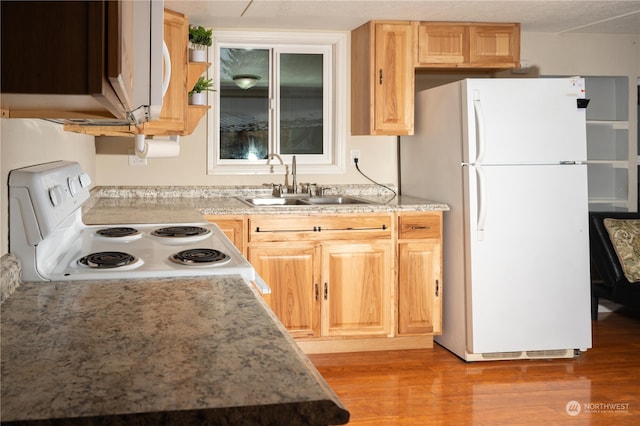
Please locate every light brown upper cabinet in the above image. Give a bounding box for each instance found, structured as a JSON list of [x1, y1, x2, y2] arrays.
[[137, 9, 210, 137], [351, 20, 520, 136], [417, 22, 520, 69], [351, 21, 415, 136]]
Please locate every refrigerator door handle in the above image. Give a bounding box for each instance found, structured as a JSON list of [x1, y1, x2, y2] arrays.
[[475, 165, 487, 241], [473, 90, 486, 164]]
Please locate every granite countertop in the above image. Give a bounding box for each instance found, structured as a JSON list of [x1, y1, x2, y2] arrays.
[[1, 274, 349, 425], [83, 185, 449, 225]]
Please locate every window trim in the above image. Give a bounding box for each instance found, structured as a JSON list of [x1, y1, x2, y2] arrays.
[[206, 30, 348, 175]]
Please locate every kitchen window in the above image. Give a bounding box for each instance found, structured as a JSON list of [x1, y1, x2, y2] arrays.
[[207, 30, 347, 175]]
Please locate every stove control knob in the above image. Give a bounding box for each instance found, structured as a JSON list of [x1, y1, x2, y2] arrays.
[[67, 177, 80, 197], [49, 185, 67, 207], [79, 173, 92, 188]]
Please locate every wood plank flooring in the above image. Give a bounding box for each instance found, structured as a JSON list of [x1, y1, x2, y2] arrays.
[[309, 308, 640, 425]]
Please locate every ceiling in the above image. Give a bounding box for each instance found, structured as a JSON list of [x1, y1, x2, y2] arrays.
[[165, 0, 640, 35]]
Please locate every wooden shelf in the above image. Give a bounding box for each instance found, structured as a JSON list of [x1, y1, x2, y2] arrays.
[[187, 62, 210, 91]]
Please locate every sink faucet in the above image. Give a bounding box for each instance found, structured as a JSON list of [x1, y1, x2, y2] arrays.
[[267, 153, 290, 195]]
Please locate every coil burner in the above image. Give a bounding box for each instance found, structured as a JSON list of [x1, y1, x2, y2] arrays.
[[78, 251, 140, 269], [96, 227, 141, 238], [151, 226, 211, 238], [169, 248, 231, 267]]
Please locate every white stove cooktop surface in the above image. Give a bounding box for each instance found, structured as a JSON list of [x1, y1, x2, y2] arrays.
[[44, 222, 256, 282]]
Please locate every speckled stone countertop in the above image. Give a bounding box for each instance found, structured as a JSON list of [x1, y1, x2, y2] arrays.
[[1, 275, 349, 425], [82, 185, 449, 225]]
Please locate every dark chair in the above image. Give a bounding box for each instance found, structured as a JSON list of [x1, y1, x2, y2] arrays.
[[589, 212, 640, 320]]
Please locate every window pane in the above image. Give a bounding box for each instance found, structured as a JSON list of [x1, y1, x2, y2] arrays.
[[280, 53, 323, 155], [219, 48, 269, 160]]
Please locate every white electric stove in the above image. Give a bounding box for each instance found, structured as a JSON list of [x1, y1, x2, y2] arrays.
[[8, 161, 268, 293]]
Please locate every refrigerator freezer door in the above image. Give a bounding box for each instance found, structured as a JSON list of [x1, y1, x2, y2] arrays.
[[462, 78, 587, 165], [464, 163, 592, 354]]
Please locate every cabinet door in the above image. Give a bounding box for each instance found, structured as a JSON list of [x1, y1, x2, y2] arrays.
[[417, 23, 468, 65], [468, 24, 520, 67], [373, 22, 415, 135], [248, 244, 320, 338], [204, 216, 245, 254], [398, 242, 442, 335], [321, 243, 392, 337]]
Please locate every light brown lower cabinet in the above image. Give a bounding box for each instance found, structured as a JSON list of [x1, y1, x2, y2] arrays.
[[397, 212, 443, 336], [398, 241, 442, 334], [248, 243, 319, 338], [243, 212, 441, 353], [203, 215, 245, 255], [247, 214, 393, 343], [207, 211, 443, 353]]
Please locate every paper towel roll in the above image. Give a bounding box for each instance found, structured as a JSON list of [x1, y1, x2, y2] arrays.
[[135, 135, 180, 158]]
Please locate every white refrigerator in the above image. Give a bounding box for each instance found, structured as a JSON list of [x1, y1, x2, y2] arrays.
[[400, 78, 593, 361]]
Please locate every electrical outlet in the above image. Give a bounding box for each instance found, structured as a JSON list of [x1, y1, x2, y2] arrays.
[[128, 150, 147, 166], [350, 149, 360, 165]]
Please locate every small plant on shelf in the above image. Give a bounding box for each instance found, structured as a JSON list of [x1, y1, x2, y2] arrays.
[[188, 25, 212, 62], [189, 76, 215, 105]]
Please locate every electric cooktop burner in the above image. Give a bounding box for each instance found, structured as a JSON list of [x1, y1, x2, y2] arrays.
[[169, 248, 231, 266], [151, 226, 212, 238], [96, 227, 141, 238], [78, 251, 140, 269]]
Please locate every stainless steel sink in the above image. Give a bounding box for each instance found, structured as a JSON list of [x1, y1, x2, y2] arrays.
[[240, 197, 310, 206], [238, 195, 375, 207], [303, 196, 374, 205]]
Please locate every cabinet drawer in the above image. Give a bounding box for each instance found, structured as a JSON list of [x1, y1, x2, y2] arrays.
[[398, 214, 441, 239], [249, 214, 392, 242]]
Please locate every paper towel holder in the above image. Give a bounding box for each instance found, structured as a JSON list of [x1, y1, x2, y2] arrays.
[[134, 134, 180, 158]]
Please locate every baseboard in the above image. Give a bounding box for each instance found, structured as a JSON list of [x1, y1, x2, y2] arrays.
[[296, 335, 434, 354]]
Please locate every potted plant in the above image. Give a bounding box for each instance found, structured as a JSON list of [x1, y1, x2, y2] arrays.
[[189, 76, 214, 105], [188, 25, 212, 62]]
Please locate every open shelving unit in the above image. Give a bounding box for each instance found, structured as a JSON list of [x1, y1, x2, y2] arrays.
[[584, 76, 634, 212]]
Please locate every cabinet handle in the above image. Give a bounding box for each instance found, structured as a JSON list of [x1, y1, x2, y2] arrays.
[[412, 226, 430, 230], [315, 283, 319, 301], [435, 279, 439, 297], [324, 282, 328, 300], [379, 69, 383, 85]]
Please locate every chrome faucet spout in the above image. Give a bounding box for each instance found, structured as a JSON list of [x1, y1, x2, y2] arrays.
[[292, 155, 297, 193]]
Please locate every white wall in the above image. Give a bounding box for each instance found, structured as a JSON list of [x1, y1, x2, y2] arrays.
[[94, 114, 398, 187], [0, 119, 96, 256]]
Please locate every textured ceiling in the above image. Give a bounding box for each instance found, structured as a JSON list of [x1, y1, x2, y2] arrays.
[[165, 0, 640, 34]]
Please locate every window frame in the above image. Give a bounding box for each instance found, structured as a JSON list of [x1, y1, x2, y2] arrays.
[[207, 30, 348, 175]]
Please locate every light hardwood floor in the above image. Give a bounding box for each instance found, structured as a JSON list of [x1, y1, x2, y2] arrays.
[[309, 308, 640, 425]]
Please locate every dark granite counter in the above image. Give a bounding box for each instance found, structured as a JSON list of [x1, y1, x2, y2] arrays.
[[0, 275, 349, 425]]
